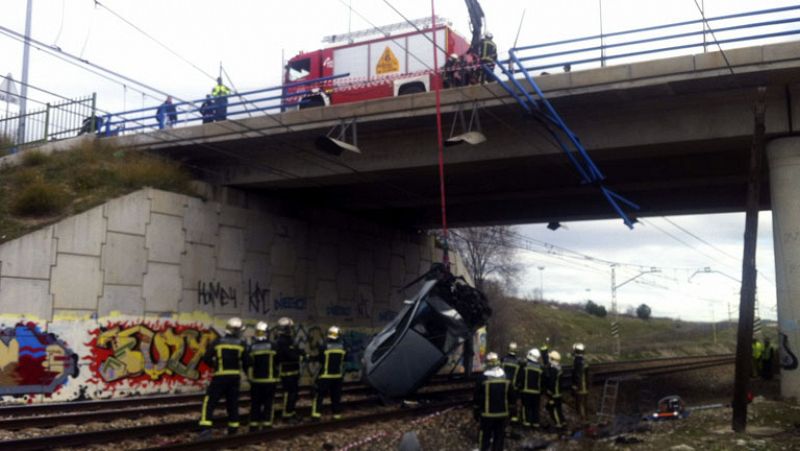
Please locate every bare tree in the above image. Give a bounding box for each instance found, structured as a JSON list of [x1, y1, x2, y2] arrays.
[[449, 226, 520, 291]]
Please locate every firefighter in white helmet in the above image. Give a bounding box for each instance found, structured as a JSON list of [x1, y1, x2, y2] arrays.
[[275, 317, 305, 421], [244, 321, 279, 431], [444, 53, 460, 88], [199, 317, 246, 436], [501, 342, 522, 423], [518, 348, 544, 428], [473, 352, 509, 451], [543, 349, 566, 431], [312, 325, 347, 420], [571, 342, 590, 421]]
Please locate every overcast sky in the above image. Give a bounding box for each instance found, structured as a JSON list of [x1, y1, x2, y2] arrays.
[[1, 0, 793, 321]]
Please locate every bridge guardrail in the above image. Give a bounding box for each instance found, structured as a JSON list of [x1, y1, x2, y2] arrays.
[[504, 4, 800, 74]]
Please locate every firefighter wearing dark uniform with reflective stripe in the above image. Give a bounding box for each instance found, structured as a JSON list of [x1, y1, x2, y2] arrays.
[[544, 350, 566, 431], [571, 342, 589, 421], [473, 352, 509, 451], [539, 338, 551, 368], [479, 32, 497, 83], [245, 321, 279, 431], [312, 326, 347, 420], [276, 317, 305, 421], [501, 342, 522, 424], [199, 317, 246, 436], [518, 348, 543, 429]]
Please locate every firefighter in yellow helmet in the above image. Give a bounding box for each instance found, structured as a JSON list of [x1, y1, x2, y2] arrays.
[[501, 342, 522, 423], [245, 321, 279, 431], [198, 317, 246, 436], [473, 352, 509, 451], [312, 325, 347, 420], [275, 317, 305, 421], [571, 342, 590, 421], [518, 348, 544, 429], [543, 350, 566, 431]]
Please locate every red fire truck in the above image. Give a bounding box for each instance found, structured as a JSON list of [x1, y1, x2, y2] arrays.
[[283, 16, 472, 109]]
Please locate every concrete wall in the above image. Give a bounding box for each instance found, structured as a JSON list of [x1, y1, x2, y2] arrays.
[[0, 188, 475, 403]]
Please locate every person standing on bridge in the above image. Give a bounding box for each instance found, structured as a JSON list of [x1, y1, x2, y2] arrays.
[[571, 342, 590, 422], [473, 352, 509, 451], [200, 95, 215, 124], [198, 317, 246, 437], [311, 325, 347, 420], [155, 96, 178, 129], [211, 77, 231, 121], [479, 32, 497, 84], [276, 317, 305, 422], [245, 321, 279, 431]]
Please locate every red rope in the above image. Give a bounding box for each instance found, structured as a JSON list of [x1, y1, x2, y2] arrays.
[[431, 0, 450, 267]]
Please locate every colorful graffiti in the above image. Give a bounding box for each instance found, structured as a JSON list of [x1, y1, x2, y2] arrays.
[[0, 323, 78, 396], [85, 321, 218, 389]]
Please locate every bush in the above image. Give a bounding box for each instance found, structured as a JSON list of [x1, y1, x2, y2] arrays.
[[0, 134, 13, 155], [585, 300, 608, 318], [636, 304, 652, 320], [10, 179, 68, 216], [117, 155, 191, 192], [21, 150, 49, 167]]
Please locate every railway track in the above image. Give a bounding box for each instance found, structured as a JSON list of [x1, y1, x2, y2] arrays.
[[0, 354, 735, 450]]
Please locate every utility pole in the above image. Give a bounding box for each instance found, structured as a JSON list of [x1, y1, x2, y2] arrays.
[[610, 265, 660, 356], [598, 0, 605, 66], [537, 266, 545, 300], [17, 0, 33, 147], [732, 87, 766, 433]]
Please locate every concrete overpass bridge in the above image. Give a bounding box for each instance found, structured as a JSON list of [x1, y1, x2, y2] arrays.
[[106, 41, 800, 229]]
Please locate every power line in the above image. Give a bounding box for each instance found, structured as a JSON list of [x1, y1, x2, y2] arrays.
[[94, 1, 217, 82]]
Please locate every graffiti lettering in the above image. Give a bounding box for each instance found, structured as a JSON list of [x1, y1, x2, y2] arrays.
[[85, 322, 218, 389], [326, 305, 352, 317], [274, 296, 307, 311], [0, 323, 78, 396], [247, 280, 271, 315], [780, 332, 799, 370], [198, 281, 238, 308]]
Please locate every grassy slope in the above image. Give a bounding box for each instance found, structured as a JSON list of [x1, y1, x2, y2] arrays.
[[488, 295, 748, 362], [0, 140, 194, 244]]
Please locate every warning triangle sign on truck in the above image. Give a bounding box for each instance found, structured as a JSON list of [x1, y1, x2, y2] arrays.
[[376, 46, 399, 75]]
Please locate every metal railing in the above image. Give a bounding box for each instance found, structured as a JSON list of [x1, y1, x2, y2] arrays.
[[100, 74, 349, 137], [505, 4, 800, 73], [0, 94, 96, 153]]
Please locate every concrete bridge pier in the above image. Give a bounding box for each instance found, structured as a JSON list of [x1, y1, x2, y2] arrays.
[[767, 137, 800, 399]]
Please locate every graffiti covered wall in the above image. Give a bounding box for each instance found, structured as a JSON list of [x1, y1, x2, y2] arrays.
[[0, 187, 476, 403]]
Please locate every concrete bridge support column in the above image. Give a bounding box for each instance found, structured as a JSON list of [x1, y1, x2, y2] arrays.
[[767, 137, 800, 399]]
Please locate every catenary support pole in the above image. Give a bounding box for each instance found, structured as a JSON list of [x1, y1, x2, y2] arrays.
[[732, 87, 766, 432], [430, 0, 449, 267], [17, 0, 33, 148]]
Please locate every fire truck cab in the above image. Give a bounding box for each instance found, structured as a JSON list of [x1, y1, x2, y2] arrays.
[[283, 17, 471, 109]]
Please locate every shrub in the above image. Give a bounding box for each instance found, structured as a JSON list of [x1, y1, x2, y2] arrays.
[[636, 303, 652, 320], [10, 179, 68, 216], [21, 150, 49, 167], [118, 155, 191, 192], [585, 300, 608, 318], [0, 134, 13, 155]]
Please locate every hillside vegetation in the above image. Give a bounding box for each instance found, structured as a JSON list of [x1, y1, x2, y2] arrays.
[[487, 294, 743, 363], [0, 140, 194, 244]]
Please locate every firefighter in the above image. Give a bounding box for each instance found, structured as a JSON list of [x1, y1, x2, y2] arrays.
[[540, 338, 551, 368], [276, 317, 305, 421], [501, 342, 522, 423], [518, 348, 543, 429], [444, 53, 460, 88], [473, 352, 509, 451], [544, 350, 565, 431], [245, 321, 279, 431], [198, 317, 246, 436], [761, 337, 776, 380], [312, 325, 347, 420], [752, 338, 764, 378], [479, 32, 497, 83], [211, 76, 231, 121], [571, 343, 589, 422]]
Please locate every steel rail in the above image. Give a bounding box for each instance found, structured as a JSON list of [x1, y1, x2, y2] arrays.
[[0, 386, 470, 451]]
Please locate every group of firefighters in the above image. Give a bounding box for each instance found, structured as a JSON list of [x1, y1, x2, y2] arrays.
[[198, 316, 346, 437], [443, 33, 498, 88], [474, 341, 589, 451]]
